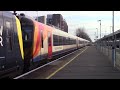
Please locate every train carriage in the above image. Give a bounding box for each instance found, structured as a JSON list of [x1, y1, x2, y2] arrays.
[[0, 11, 24, 77], [18, 14, 54, 72], [52, 28, 78, 56]]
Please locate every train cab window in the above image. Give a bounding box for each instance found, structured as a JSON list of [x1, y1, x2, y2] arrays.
[[6, 21, 13, 51], [6, 21, 11, 36], [22, 27, 32, 41]]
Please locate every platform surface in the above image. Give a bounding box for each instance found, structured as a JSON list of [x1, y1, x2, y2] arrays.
[[50, 46, 120, 79]]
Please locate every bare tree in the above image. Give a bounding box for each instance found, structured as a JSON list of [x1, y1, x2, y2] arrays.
[[76, 27, 92, 42]]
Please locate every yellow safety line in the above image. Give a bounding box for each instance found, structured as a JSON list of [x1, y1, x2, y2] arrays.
[[46, 46, 89, 79]]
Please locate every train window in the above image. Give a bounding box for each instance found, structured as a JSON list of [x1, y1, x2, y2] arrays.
[[71, 39, 72, 44], [71, 38, 73, 45], [74, 39, 76, 44], [22, 26, 32, 41], [53, 35, 59, 46], [65, 37, 67, 45], [67, 37, 69, 45], [58, 36, 60, 45], [57, 35, 59, 46], [73, 39, 75, 44], [66, 37, 68, 45], [64, 37, 67, 45], [62, 37, 65, 45], [53, 35, 61, 46], [68, 37, 70, 45], [79, 41, 82, 44], [70, 38, 72, 44], [75, 39, 77, 44], [41, 30, 43, 48], [71, 39, 73, 44], [71, 38, 72, 44], [59, 36, 63, 45], [69, 38, 71, 45], [61, 36, 63, 45]]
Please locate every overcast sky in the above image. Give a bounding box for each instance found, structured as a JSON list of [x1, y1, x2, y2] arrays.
[[16, 11, 120, 42]]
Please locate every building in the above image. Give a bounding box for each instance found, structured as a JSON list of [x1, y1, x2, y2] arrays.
[[35, 16, 46, 24], [47, 14, 53, 25], [62, 19, 68, 33], [52, 14, 63, 29], [46, 14, 68, 33]]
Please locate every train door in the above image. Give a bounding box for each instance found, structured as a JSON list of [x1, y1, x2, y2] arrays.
[[3, 14, 16, 70], [48, 32, 52, 59], [0, 12, 5, 73]]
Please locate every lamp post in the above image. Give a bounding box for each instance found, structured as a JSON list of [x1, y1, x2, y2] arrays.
[[112, 11, 116, 67], [97, 20, 101, 50], [96, 28, 98, 39], [98, 20, 101, 39], [94, 32, 96, 41]]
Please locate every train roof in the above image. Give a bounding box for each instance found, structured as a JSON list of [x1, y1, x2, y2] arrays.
[[0, 11, 16, 19], [2, 11, 13, 16]]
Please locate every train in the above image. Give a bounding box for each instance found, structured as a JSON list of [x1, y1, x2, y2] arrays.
[[0, 11, 90, 78]]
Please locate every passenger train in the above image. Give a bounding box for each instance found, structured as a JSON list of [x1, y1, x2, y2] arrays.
[[0, 11, 90, 78]]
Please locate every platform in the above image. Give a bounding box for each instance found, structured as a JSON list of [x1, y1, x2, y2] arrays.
[[50, 46, 120, 79]]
